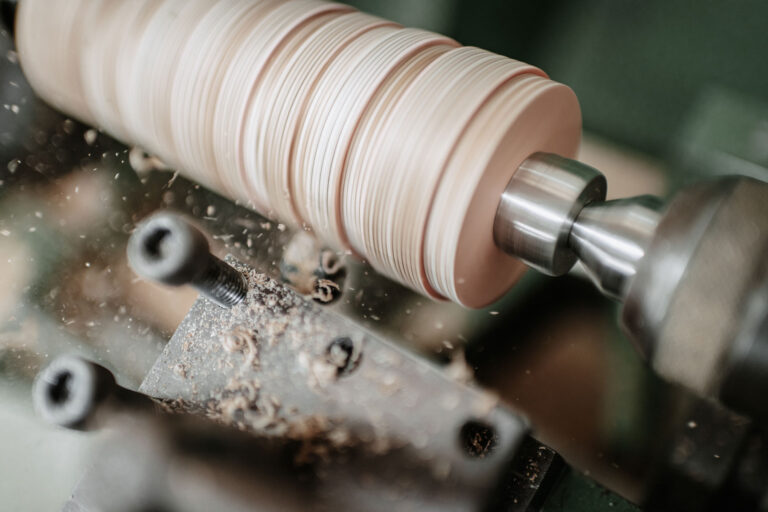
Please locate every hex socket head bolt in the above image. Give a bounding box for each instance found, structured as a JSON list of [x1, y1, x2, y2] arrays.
[[33, 355, 149, 430], [127, 212, 247, 308]]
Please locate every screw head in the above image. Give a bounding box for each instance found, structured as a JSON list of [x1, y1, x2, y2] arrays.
[[128, 212, 210, 286], [33, 355, 100, 429]]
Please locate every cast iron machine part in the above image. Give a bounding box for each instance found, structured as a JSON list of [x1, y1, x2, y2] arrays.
[[33, 356, 604, 511], [130, 245, 555, 512], [494, 153, 768, 426]]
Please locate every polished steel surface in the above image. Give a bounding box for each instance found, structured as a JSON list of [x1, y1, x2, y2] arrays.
[[622, 177, 768, 406], [721, 273, 768, 426], [570, 196, 663, 300], [621, 181, 734, 357], [494, 153, 607, 276], [496, 153, 768, 414]]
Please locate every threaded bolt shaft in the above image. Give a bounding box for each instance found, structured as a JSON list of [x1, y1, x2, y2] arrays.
[[194, 255, 248, 308]]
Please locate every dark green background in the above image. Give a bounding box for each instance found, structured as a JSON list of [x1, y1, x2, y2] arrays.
[[347, 0, 768, 178]]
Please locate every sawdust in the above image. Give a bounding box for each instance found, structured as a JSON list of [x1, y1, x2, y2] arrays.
[[220, 325, 260, 369], [444, 349, 474, 385], [320, 250, 344, 276], [312, 278, 341, 304], [201, 384, 360, 465], [299, 350, 338, 390], [281, 232, 345, 302], [173, 363, 187, 379], [128, 147, 168, 174]]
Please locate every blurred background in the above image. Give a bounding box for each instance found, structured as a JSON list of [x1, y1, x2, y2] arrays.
[[0, 0, 766, 509]]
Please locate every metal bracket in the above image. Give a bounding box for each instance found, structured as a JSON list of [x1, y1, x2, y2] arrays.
[[140, 260, 531, 511]]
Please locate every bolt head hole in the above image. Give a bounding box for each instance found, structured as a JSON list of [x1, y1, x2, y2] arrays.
[[326, 337, 361, 377], [47, 370, 73, 406], [459, 420, 498, 459], [143, 227, 172, 261]]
